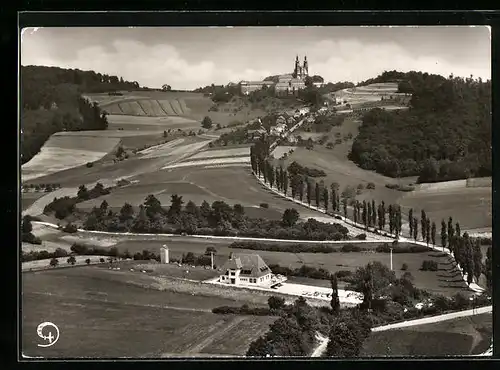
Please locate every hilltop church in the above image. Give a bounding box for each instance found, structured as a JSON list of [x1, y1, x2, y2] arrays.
[[240, 55, 318, 96]]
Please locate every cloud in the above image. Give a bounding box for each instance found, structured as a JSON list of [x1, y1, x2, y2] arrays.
[[21, 31, 490, 90], [300, 39, 490, 83], [22, 38, 272, 89]]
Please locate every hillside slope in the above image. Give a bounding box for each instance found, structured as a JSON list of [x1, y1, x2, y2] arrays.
[[21, 66, 140, 165]]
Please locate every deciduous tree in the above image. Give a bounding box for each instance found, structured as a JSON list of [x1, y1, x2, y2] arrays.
[[282, 208, 300, 227]]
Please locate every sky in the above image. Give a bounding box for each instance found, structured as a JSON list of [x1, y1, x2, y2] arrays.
[[21, 26, 491, 90]]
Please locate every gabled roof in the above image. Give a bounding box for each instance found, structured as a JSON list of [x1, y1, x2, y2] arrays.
[[221, 253, 271, 278]]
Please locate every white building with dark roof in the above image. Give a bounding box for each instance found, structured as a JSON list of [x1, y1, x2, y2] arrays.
[[240, 56, 310, 96], [219, 253, 285, 287]]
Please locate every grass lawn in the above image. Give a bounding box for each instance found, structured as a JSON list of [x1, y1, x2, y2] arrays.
[[22, 267, 274, 358], [99, 238, 468, 296], [361, 313, 492, 357]]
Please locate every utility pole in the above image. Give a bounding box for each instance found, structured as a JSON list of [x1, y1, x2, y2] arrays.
[[390, 247, 393, 271], [211, 251, 214, 270]]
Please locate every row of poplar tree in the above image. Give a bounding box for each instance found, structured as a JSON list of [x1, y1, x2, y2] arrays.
[[250, 146, 491, 289]]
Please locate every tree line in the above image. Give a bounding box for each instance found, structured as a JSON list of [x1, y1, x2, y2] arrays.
[[349, 72, 491, 181], [77, 194, 348, 241], [43, 182, 111, 219]]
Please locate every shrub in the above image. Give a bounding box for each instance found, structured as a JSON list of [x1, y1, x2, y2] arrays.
[[420, 260, 438, 271], [212, 305, 275, 316], [259, 203, 269, 208], [366, 182, 376, 190], [54, 248, 69, 258], [452, 292, 471, 310], [117, 178, 131, 187], [22, 233, 42, 245], [229, 241, 337, 254], [62, 223, 78, 233], [341, 244, 363, 252], [401, 263, 409, 271], [385, 183, 415, 192], [376, 244, 430, 254], [355, 233, 367, 240], [433, 295, 453, 312], [85, 258, 91, 265], [268, 296, 286, 310], [86, 162, 94, 168], [335, 270, 353, 280], [99, 258, 105, 263]]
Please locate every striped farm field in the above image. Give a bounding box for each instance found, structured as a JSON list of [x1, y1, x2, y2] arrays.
[[129, 101, 147, 116], [178, 99, 191, 114], [140, 139, 208, 160], [138, 138, 186, 155], [118, 102, 134, 115], [149, 100, 167, 116], [82, 94, 145, 106], [102, 103, 124, 115], [170, 99, 183, 115], [137, 99, 156, 116], [162, 156, 250, 170], [159, 100, 177, 115], [188, 147, 251, 160]]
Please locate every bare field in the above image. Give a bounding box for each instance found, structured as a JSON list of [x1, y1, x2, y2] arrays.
[[22, 134, 120, 182], [398, 187, 492, 231], [189, 147, 251, 160], [75, 181, 209, 209], [106, 114, 201, 131], [22, 267, 273, 357], [362, 313, 492, 357], [128, 166, 344, 221], [163, 157, 250, 170]]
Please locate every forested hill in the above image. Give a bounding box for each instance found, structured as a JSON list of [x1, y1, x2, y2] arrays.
[[349, 72, 491, 183], [21, 66, 140, 165]]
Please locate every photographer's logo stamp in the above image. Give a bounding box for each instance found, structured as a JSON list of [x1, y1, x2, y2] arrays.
[[36, 322, 59, 348]]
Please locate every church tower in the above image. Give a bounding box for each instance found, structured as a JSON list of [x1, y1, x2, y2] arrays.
[[303, 56, 309, 77], [293, 55, 300, 78]]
